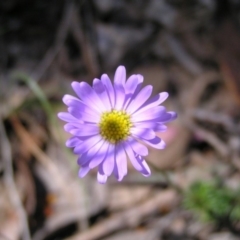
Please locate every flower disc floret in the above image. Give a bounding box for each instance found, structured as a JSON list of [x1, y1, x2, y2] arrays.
[[99, 110, 132, 143]]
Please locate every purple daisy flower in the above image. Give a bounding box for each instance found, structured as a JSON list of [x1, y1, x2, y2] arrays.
[[58, 66, 177, 183]]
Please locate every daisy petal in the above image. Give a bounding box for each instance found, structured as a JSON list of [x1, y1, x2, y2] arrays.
[[97, 171, 108, 184], [141, 137, 166, 149], [156, 111, 177, 123], [80, 111, 100, 123], [134, 122, 157, 129], [74, 135, 102, 154], [124, 74, 139, 94], [93, 78, 112, 111], [63, 94, 80, 105], [134, 75, 144, 95], [131, 106, 166, 122], [123, 74, 143, 110], [68, 107, 99, 123], [77, 139, 105, 166], [127, 137, 148, 156], [70, 125, 99, 136], [113, 65, 126, 110], [114, 65, 126, 86], [115, 143, 127, 181], [64, 123, 76, 132], [101, 74, 115, 108], [114, 84, 125, 110], [102, 144, 115, 176], [155, 124, 167, 132], [72, 81, 106, 112], [135, 92, 169, 115], [65, 99, 99, 118], [137, 156, 151, 177], [58, 112, 79, 122], [89, 141, 109, 169], [131, 128, 155, 140], [78, 166, 90, 178], [68, 107, 81, 119], [127, 85, 153, 114], [66, 137, 81, 147], [161, 111, 178, 122], [123, 141, 143, 171]]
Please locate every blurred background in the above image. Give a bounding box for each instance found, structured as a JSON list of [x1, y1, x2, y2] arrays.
[[0, 0, 240, 239]]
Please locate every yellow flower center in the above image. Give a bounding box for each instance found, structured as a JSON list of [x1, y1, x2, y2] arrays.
[[99, 110, 132, 144]]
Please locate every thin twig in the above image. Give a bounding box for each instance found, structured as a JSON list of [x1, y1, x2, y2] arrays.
[[0, 117, 31, 240], [32, 0, 74, 81], [191, 109, 239, 134], [10, 116, 64, 190], [147, 162, 182, 193], [65, 190, 178, 240], [185, 119, 229, 158], [165, 33, 203, 75], [70, 6, 100, 78], [181, 71, 220, 110]]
